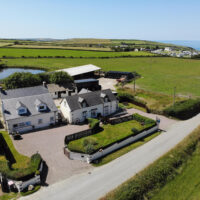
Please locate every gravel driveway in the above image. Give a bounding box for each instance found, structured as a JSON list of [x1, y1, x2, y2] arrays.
[[98, 78, 117, 91], [13, 125, 93, 184]]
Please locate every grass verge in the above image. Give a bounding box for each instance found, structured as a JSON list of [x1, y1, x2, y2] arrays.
[[100, 126, 200, 200], [93, 131, 161, 167]]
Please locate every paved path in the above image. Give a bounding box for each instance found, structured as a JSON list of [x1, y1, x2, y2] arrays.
[[20, 113, 200, 200], [127, 108, 177, 131]]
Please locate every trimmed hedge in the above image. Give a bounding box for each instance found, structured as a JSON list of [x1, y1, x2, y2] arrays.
[[88, 118, 100, 131], [101, 126, 200, 200], [117, 92, 135, 102], [0, 153, 42, 180], [164, 99, 200, 120], [133, 113, 156, 125]]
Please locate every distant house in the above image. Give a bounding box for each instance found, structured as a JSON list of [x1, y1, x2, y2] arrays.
[[164, 47, 173, 51], [0, 86, 58, 133], [60, 89, 118, 124], [58, 64, 101, 80]]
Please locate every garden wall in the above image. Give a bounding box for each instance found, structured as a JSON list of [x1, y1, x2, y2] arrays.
[[109, 114, 133, 125], [65, 125, 158, 163]]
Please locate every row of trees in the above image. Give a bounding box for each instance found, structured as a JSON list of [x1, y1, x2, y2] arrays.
[[2, 71, 73, 89]]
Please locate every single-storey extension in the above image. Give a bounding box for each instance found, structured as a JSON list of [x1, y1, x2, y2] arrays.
[[0, 85, 58, 133], [58, 64, 101, 80], [60, 89, 118, 124]]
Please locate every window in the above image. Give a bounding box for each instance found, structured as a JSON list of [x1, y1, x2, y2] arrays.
[[104, 106, 109, 116], [38, 119, 43, 124], [82, 111, 87, 119], [50, 117, 54, 122], [25, 121, 31, 126], [104, 97, 108, 103], [13, 124, 18, 128], [18, 108, 27, 115], [82, 102, 87, 108], [91, 109, 97, 118], [39, 106, 45, 110]]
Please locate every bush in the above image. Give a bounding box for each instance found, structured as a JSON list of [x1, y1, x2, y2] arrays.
[[3, 72, 41, 89], [88, 118, 100, 131], [163, 99, 200, 120], [133, 113, 156, 125], [49, 71, 73, 84], [117, 92, 135, 103], [101, 127, 200, 200]]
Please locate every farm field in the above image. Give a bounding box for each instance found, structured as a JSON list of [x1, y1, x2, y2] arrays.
[[151, 146, 200, 200], [0, 48, 154, 58], [2, 57, 200, 96]]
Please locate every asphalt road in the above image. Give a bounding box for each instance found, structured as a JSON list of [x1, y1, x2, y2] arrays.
[[20, 114, 200, 200]]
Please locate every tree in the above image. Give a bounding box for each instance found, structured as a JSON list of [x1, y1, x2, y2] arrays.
[[3, 72, 41, 89], [49, 71, 73, 84]]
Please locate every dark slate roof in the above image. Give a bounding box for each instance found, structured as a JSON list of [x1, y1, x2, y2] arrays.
[[0, 86, 49, 100], [1, 86, 58, 121], [47, 83, 74, 93], [65, 89, 117, 111]]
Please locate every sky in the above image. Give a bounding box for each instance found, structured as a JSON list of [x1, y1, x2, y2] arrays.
[[0, 0, 200, 40]]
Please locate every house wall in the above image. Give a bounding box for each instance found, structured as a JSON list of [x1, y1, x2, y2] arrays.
[[6, 112, 57, 133], [61, 99, 118, 124]]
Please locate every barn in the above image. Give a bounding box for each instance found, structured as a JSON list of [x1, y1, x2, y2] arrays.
[[59, 64, 101, 80], [74, 79, 101, 92]]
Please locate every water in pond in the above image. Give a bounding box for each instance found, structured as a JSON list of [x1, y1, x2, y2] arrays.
[[0, 68, 45, 79]]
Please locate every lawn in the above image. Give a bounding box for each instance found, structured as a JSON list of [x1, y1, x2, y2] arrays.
[[151, 146, 200, 200], [0, 48, 154, 58], [0, 131, 30, 169], [2, 57, 200, 97], [68, 119, 154, 154], [93, 131, 161, 166]]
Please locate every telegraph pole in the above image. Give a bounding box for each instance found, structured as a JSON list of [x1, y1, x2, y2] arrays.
[[133, 78, 136, 93], [173, 86, 176, 106]]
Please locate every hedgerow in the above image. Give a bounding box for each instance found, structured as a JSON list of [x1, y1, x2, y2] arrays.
[[164, 99, 200, 120], [101, 126, 200, 200]]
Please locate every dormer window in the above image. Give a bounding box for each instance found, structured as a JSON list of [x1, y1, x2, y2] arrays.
[[16, 101, 27, 115], [35, 99, 47, 112], [78, 97, 87, 108], [100, 93, 109, 103]]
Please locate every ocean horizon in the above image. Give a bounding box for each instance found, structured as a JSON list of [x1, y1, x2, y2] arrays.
[[159, 40, 200, 51]]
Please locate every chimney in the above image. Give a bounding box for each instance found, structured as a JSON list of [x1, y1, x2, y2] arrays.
[[43, 81, 47, 88]]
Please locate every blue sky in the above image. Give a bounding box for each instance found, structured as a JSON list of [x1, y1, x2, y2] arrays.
[[1, 0, 200, 40]]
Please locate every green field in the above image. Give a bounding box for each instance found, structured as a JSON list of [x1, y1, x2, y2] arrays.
[[0, 48, 154, 58], [152, 144, 200, 200], [2, 57, 200, 96]]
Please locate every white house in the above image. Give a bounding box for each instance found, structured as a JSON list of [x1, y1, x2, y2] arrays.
[[164, 47, 173, 51], [0, 86, 58, 133], [60, 89, 118, 124]]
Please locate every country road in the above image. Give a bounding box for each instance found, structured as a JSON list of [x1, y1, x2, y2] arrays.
[[20, 114, 200, 200]]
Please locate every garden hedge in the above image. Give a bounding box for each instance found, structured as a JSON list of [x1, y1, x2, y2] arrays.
[[164, 99, 200, 120]]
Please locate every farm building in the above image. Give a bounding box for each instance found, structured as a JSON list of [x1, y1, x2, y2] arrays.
[[74, 79, 101, 92], [105, 71, 135, 80], [59, 64, 101, 80], [46, 82, 75, 99], [60, 89, 118, 124], [0, 86, 58, 134]]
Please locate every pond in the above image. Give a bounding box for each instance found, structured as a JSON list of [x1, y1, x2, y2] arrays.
[[0, 68, 45, 79]]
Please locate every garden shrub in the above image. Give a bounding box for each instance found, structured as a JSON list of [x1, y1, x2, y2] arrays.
[[133, 113, 156, 125], [117, 92, 134, 103], [88, 118, 100, 131], [164, 99, 200, 120]]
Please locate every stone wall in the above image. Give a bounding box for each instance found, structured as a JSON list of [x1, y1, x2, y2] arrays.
[[109, 114, 133, 125]]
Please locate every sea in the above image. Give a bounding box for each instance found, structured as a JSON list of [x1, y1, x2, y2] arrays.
[[159, 40, 200, 51]]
